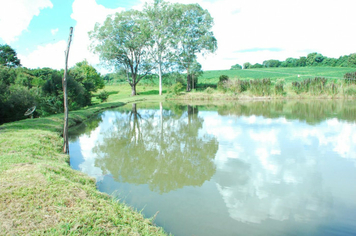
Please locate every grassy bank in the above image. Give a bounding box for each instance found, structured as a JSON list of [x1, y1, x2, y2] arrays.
[[0, 93, 168, 235]]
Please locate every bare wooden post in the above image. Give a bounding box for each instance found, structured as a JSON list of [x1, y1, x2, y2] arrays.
[[63, 27, 73, 154]]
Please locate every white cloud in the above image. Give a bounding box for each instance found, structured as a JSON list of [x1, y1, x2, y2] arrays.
[[0, 0, 53, 43], [51, 28, 59, 35], [69, 0, 125, 71], [165, 0, 356, 70], [12, 0, 356, 71], [18, 40, 67, 69], [18, 0, 125, 72]]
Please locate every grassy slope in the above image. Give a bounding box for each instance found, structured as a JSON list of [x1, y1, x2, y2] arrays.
[[200, 66, 355, 84], [0, 89, 168, 235]]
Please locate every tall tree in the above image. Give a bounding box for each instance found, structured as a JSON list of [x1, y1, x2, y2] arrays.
[[0, 44, 21, 68], [171, 3, 217, 91], [144, 0, 175, 95], [89, 10, 154, 96]]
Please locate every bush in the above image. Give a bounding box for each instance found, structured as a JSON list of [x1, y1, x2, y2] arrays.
[[169, 82, 183, 95], [274, 79, 285, 95], [292, 77, 327, 95], [217, 75, 229, 92], [344, 86, 356, 96], [326, 81, 339, 95], [98, 90, 109, 103], [219, 75, 229, 83], [205, 87, 214, 94], [344, 72, 356, 85], [249, 78, 271, 96]]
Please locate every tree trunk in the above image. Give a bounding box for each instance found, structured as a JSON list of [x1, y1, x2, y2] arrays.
[[131, 84, 137, 96], [158, 62, 162, 95], [187, 74, 191, 92]]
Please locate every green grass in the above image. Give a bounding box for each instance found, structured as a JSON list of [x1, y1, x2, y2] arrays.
[[200, 66, 355, 84], [0, 91, 168, 235]]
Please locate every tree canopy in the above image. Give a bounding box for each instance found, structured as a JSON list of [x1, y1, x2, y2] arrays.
[[170, 3, 217, 91], [90, 0, 217, 94], [0, 44, 21, 68], [89, 10, 154, 96]]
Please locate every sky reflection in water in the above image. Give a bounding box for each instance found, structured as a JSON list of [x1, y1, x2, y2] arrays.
[[69, 101, 356, 236]]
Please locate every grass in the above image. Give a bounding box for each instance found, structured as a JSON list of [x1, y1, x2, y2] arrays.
[[0, 91, 168, 235], [165, 67, 356, 100], [200, 66, 355, 84]]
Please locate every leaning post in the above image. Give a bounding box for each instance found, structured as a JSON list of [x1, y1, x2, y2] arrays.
[[63, 27, 73, 154]]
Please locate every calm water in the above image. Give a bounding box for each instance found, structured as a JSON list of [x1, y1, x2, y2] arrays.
[[69, 100, 356, 236]]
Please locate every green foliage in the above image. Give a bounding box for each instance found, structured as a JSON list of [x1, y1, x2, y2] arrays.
[[171, 3, 217, 92], [169, 82, 183, 95], [0, 44, 21, 67], [219, 75, 229, 82], [98, 90, 109, 103], [250, 63, 264, 68], [250, 78, 271, 96], [344, 72, 356, 87], [296, 56, 307, 67], [344, 86, 356, 96], [0, 85, 39, 123], [217, 75, 229, 91], [204, 87, 214, 94], [0, 62, 106, 123], [274, 79, 285, 95], [230, 64, 242, 70], [89, 10, 154, 96], [218, 79, 249, 94], [263, 59, 281, 68], [70, 60, 104, 93], [292, 77, 328, 95], [249, 78, 271, 96], [347, 53, 356, 67], [243, 62, 251, 69], [240, 52, 356, 69]]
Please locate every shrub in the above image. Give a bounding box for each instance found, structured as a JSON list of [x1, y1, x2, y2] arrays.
[[169, 82, 183, 95], [217, 75, 230, 92], [205, 87, 214, 94], [344, 72, 356, 85], [292, 77, 327, 95], [98, 90, 109, 103], [249, 78, 271, 96], [219, 75, 229, 82], [274, 79, 285, 95], [326, 81, 339, 95], [344, 86, 356, 96]]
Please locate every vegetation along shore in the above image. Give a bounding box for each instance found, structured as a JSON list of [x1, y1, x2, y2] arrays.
[[0, 94, 169, 235], [1, 0, 356, 234]]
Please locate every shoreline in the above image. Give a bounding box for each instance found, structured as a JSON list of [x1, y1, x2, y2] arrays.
[[0, 96, 168, 235]]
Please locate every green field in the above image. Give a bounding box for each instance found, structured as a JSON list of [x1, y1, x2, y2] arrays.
[[199, 66, 356, 84]]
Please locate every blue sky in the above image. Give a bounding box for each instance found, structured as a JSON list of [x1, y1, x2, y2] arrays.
[[1, 0, 356, 73]]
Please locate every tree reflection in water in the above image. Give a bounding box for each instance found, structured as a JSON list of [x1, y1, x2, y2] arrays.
[[93, 103, 219, 194]]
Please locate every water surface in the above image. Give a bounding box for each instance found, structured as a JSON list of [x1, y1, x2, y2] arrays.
[[69, 100, 356, 236]]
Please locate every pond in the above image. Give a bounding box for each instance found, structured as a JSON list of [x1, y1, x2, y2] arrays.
[[69, 100, 356, 236]]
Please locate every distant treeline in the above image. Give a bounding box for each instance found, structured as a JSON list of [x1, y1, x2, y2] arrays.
[[231, 52, 356, 70]]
